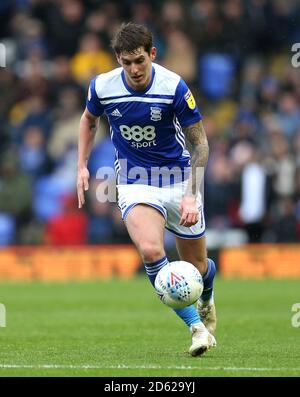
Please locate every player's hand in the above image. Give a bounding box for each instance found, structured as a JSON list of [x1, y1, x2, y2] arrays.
[[179, 196, 199, 227], [77, 166, 90, 208]]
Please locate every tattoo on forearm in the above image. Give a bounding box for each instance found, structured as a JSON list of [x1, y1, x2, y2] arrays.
[[89, 122, 97, 134], [183, 121, 209, 196]]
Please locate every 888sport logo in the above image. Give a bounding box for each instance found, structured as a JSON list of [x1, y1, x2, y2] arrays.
[[119, 125, 157, 149]]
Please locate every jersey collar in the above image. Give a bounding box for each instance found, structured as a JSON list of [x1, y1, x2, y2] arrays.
[[121, 65, 156, 95]]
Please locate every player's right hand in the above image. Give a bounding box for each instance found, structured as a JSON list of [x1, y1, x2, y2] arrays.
[[77, 167, 90, 208], [179, 196, 199, 227]]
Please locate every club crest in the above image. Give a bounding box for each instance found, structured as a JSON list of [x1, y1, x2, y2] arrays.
[[150, 107, 162, 121]]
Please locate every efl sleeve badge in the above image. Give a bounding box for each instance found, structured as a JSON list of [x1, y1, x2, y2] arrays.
[[184, 89, 196, 110]]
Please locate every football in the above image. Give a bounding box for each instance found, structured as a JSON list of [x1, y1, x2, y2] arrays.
[[154, 261, 203, 310]]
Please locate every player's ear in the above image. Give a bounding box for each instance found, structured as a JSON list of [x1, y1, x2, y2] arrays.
[[150, 47, 157, 61], [116, 53, 122, 66]]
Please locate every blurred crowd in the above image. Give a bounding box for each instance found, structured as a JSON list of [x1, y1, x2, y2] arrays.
[[0, 0, 300, 246]]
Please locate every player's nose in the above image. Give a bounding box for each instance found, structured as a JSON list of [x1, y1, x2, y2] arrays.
[[130, 64, 139, 75]]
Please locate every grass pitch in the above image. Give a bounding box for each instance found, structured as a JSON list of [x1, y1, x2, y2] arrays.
[[0, 277, 299, 377]]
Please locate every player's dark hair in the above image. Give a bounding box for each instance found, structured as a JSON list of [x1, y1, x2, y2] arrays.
[[111, 22, 153, 55]]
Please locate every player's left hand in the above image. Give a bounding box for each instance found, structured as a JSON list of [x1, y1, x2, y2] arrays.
[[179, 196, 199, 227]]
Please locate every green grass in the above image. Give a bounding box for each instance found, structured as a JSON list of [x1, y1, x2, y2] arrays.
[[0, 277, 300, 377]]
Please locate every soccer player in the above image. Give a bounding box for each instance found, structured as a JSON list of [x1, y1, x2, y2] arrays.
[[77, 22, 217, 356]]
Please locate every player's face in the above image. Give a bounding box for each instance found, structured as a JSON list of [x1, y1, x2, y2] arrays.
[[118, 47, 156, 91]]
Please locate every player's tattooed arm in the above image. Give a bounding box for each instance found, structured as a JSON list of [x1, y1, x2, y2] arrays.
[[87, 117, 98, 135], [78, 109, 99, 165], [88, 121, 97, 134], [183, 120, 209, 198]]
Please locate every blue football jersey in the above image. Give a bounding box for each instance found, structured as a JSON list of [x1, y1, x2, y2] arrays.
[[86, 63, 202, 186]]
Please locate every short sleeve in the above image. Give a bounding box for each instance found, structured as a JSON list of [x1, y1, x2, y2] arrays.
[[86, 77, 105, 117], [173, 79, 202, 127]]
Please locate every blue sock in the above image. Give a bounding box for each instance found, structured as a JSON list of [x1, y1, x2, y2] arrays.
[[144, 256, 168, 287], [144, 256, 201, 328], [201, 258, 216, 302], [173, 305, 201, 328]]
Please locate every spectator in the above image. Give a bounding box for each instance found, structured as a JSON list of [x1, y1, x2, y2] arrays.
[[11, 95, 53, 145], [162, 29, 197, 85], [277, 91, 300, 140], [294, 129, 300, 167], [295, 168, 300, 239], [268, 133, 296, 198], [272, 196, 298, 243], [45, 193, 88, 245], [49, 56, 84, 105], [236, 144, 267, 242], [42, 0, 85, 57], [48, 87, 83, 162], [70, 33, 115, 85], [18, 125, 52, 181], [205, 137, 237, 229], [0, 149, 32, 243]]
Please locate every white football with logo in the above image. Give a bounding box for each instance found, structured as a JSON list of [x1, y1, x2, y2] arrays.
[[154, 261, 203, 310]]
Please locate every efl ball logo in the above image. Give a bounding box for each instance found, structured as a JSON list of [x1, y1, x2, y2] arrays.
[[155, 261, 203, 310]]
